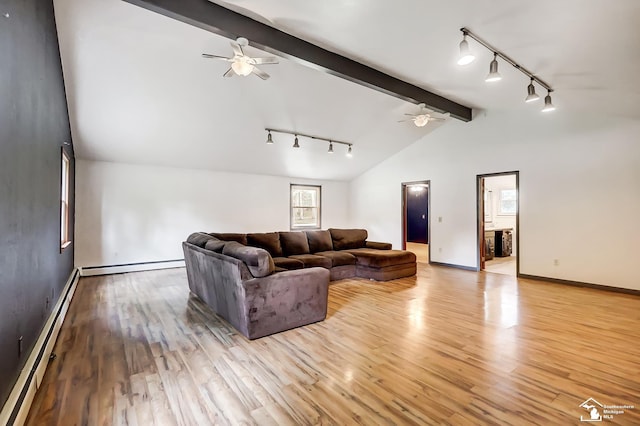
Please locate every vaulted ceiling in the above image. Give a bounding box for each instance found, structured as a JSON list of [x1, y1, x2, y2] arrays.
[[53, 0, 640, 180]]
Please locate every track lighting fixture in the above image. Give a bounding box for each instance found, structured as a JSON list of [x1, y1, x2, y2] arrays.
[[457, 27, 556, 112], [457, 32, 475, 65], [541, 91, 556, 112], [525, 78, 540, 103], [265, 129, 354, 157], [485, 53, 501, 82]]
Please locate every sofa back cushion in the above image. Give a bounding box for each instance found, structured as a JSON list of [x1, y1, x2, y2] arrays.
[[187, 232, 214, 248], [279, 231, 310, 256], [246, 232, 283, 257], [210, 233, 248, 246], [329, 228, 368, 250], [305, 230, 333, 253], [222, 241, 275, 278], [204, 239, 226, 253]]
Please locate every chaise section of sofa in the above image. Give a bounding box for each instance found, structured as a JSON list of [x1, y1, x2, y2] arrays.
[[183, 233, 329, 340]]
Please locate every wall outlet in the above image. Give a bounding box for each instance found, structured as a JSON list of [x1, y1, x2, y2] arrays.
[[438, 216, 442, 223], [553, 259, 559, 266], [439, 247, 442, 253]]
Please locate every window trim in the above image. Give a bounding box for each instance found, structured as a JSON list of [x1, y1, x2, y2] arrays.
[[60, 149, 71, 251], [290, 184, 322, 230]]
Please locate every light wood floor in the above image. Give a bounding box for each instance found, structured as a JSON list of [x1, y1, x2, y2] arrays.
[[26, 266, 640, 425], [405, 242, 429, 263], [485, 255, 517, 276]]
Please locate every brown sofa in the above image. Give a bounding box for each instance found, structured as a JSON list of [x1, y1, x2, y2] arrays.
[[182, 229, 415, 339], [209, 228, 416, 281]]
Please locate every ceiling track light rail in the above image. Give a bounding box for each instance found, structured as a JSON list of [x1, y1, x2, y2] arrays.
[[265, 128, 353, 157], [459, 27, 555, 111]]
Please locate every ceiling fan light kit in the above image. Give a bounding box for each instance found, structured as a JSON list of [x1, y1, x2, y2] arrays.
[[457, 27, 556, 112], [202, 37, 278, 80], [399, 103, 450, 128], [265, 129, 353, 158]]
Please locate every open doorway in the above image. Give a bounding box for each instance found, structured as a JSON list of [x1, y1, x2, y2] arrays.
[[402, 181, 430, 264], [477, 172, 519, 276]]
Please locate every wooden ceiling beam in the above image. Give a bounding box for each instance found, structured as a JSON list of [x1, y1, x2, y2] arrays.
[[123, 0, 473, 121]]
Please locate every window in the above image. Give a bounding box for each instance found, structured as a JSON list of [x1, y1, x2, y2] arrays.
[[60, 150, 71, 250], [290, 184, 321, 229], [499, 189, 517, 215]]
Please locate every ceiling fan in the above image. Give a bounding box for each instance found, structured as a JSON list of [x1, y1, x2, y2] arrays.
[[201, 37, 278, 80], [399, 103, 450, 127]]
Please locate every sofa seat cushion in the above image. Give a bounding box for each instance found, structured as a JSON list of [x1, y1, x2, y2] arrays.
[[247, 232, 283, 257], [279, 231, 310, 256], [314, 251, 356, 267], [344, 248, 416, 268], [273, 257, 304, 270], [222, 242, 275, 278], [329, 228, 368, 250], [210, 233, 248, 246], [306, 230, 333, 253], [289, 254, 332, 269]]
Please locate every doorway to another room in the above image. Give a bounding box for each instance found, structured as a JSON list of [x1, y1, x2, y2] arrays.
[[477, 172, 519, 276], [402, 181, 430, 264]]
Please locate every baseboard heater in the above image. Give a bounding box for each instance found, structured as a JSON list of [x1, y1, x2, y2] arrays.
[[80, 259, 185, 276], [0, 268, 80, 426]]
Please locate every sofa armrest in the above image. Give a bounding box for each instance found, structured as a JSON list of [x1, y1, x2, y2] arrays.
[[241, 267, 329, 339], [365, 241, 392, 250]]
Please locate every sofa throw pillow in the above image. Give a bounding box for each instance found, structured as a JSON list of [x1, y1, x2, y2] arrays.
[[279, 231, 310, 256], [329, 228, 368, 250], [186, 232, 214, 248], [209, 233, 248, 246], [246, 232, 283, 257], [305, 230, 333, 253], [204, 239, 226, 253]]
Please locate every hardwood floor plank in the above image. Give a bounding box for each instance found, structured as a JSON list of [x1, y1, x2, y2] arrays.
[[25, 266, 640, 425]]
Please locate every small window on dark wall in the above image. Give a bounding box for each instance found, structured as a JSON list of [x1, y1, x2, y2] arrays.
[[290, 184, 321, 230], [60, 150, 71, 250]]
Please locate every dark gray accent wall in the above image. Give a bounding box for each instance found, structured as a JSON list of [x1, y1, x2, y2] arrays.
[[0, 0, 75, 407]]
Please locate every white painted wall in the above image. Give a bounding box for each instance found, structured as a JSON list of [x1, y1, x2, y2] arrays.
[[350, 111, 640, 290], [75, 160, 349, 268]]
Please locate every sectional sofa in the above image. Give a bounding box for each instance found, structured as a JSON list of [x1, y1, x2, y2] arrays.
[[182, 228, 416, 339]]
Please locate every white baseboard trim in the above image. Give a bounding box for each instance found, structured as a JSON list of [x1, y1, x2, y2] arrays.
[[0, 268, 80, 426], [79, 259, 185, 276]]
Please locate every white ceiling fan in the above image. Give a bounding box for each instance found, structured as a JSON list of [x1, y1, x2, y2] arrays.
[[201, 37, 278, 80], [399, 103, 450, 127]]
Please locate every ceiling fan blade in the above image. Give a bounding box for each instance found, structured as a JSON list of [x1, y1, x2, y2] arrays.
[[404, 113, 417, 117], [202, 53, 232, 61], [231, 41, 244, 57], [252, 57, 278, 65], [223, 68, 235, 78], [252, 67, 270, 80]]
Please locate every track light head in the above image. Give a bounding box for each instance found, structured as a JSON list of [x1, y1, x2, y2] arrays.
[[457, 33, 475, 65], [525, 79, 540, 103], [542, 91, 556, 112], [346, 145, 353, 158], [485, 53, 501, 82], [293, 135, 300, 148], [328, 142, 334, 154], [266, 131, 274, 144]]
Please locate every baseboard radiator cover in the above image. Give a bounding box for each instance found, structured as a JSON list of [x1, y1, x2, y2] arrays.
[[80, 259, 185, 276], [0, 268, 80, 426]]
